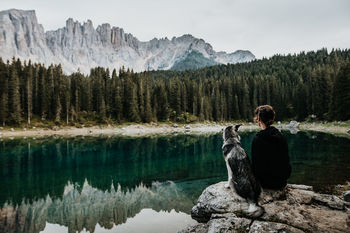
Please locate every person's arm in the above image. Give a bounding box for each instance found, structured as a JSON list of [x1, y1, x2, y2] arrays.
[[251, 136, 264, 178], [280, 136, 292, 180]]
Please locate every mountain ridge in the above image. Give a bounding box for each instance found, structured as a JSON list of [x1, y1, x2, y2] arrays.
[[0, 9, 255, 74]]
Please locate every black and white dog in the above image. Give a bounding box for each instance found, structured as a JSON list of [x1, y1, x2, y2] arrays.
[[222, 125, 264, 217]]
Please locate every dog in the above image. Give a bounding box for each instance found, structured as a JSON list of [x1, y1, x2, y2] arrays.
[[222, 125, 264, 217]]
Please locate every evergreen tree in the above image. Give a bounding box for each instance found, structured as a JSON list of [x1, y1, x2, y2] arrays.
[[124, 78, 140, 122], [0, 59, 8, 126], [114, 79, 123, 122], [330, 63, 350, 120], [24, 62, 33, 125], [38, 66, 48, 120], [8, 62, 21, 124]]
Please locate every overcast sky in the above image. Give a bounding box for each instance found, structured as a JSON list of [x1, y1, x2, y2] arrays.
[[1, 0, 349, 58]]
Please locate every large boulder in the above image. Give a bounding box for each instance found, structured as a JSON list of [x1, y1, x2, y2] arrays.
[[180, 182, 350, 233], [344, 190, 350, 202]]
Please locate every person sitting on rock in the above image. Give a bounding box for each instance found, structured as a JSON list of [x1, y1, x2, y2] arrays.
[[252, 105, 292, 190]]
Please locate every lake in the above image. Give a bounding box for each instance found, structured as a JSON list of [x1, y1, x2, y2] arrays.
[[1, 130, 350, 233]]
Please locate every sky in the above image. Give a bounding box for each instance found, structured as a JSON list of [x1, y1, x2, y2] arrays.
[[1, 0, 349, 58]]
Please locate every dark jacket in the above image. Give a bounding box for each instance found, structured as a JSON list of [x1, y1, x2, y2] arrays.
[[251, 126, 291, 189]]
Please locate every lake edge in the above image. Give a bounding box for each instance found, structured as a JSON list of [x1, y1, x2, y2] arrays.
[[1, 122, 349, 138]]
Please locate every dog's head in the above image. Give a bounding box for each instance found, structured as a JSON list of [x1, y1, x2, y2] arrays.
[[223, 124, 242, 141]]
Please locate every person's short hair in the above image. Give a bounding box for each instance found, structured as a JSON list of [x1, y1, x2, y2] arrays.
[[254, 105, 275, 127]]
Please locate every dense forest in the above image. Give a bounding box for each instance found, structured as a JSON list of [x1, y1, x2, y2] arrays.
[[0, 48, 349, 126]]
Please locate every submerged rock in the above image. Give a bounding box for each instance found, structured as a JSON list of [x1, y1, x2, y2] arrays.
[[180, 182, 350, 233]]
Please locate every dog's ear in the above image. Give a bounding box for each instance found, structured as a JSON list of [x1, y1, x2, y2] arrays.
[[223, 126, 233, 140], [234, 124, 242, 132]]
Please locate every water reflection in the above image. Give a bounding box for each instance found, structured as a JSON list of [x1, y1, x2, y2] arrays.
[[1, 180, 196, 233], [0, 131, 349, 233], [0, 135, 225, 205]]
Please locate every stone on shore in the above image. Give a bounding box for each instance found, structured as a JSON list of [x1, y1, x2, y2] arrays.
[[180, 182, 350, 233], [344, 190, 350, 202]]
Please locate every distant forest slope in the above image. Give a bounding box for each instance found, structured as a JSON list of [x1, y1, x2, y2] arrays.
[[170, 51, 218, 70], [0, 48, 349, 126]]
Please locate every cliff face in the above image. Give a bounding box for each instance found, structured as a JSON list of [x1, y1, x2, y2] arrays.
[[180, 182, 350, 233], [0, 10, 50, 65], [0, 9, 255, 74]]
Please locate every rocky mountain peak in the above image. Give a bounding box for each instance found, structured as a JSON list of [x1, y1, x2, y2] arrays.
[[0, 9, 255, 74]]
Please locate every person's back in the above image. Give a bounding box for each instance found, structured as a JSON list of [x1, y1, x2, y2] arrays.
[[251, 105, 291, 190]]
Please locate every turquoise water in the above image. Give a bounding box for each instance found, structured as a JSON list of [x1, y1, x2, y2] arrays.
[[0, 131, 349, 233]]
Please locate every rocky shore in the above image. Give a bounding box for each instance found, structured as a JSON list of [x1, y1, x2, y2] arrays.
[[0, 123, 258, 138], [0, 121, 349, 139], [179, 182, 350, 233]]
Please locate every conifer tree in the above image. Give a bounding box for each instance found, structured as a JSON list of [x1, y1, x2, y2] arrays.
[[25, 62, 33, 125], [8, 63, 21, 124], [124, 78, 140, 122], [157, 83, 169, 121], [38, 66, 48, 120], [0, 59, 8, 126], [114, 79, 123, 122], [330, 63, 350, 120]]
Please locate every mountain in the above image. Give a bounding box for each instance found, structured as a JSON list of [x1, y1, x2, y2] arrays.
[[0, 9, 255, 74]]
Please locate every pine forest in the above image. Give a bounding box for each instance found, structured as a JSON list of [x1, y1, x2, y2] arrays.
[[0, 48, 349, 126]]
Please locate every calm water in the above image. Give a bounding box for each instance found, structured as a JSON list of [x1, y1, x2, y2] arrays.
[[0, 131, 350, 233]]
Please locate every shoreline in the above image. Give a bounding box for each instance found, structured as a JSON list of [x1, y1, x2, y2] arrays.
[[0, 122, 349, 138], [0, 123, 256, 138]]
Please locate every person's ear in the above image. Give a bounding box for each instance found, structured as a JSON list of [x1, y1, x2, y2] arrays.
[[234, 124, 242, 132]]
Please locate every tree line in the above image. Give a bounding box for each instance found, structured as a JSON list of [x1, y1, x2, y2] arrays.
[[0, 48, 349, 126]]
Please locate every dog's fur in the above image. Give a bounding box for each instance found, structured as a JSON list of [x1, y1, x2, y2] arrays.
[[222, 125, 263, 217]]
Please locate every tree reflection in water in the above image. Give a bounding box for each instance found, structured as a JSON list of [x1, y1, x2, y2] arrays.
[[1, 180, 197, 233]]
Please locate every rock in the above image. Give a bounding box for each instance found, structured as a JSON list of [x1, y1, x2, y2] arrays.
[[287, 184, 313, 191], [23, 128, 27, 131], [249, 221, 304, 233], [288, 121, 300, 128], [191, 182, 249, 223], [182, 182, 350, 233], [347, 129, 350, 134], [289, 128, 300, 134], [52, 126, 59, 131], [287, 121, 300, 134], [185, 125, 191, 130], [180, 213, 252, 233], [10, 128, 14, 132], [344, 190, 350, 202], [0, 9, 254, 74], [172, 124, 179, 128]]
